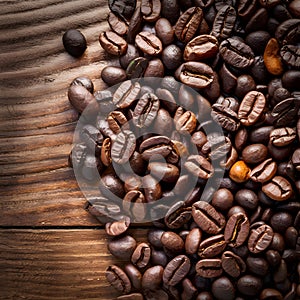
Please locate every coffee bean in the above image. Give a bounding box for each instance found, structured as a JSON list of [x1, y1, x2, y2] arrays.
[[262, 176, 293, 201], [126, 57, 149, 79], [235, 74, 256, 99], [71, 77, 94, 94], [151, 249, 168, 267], [135, 31, 163, 56], [185, 228, 202, 255], [155, 18, 174, 45], [131, 242, 151, 268], [174, 109, 197, 134], [212, 276, 235, 300], [196, 259, 223, 278], [116, 293, 144, 300], [235, 189, 259, 210], [142, 265, 164, 290], [280, 44, 300, 68], [119, 45, 140, 69], [142, 175, 162, 202], [178, 61, 214, 89], [175, 7, 203, 43], [105, 216, 130, 236], [229, 160, 251, 183], [237, 275, 263, 296], [212, 188, 234, 211], [127, 5, 143, 43], [250, 158, 277, 183], [124, 264, 142, 290], [107, 111, 129, 134], [270, 127, 296, 147], [160, 0, 180, 24], [109, 0, 136, 20], [123, 190, 146, 222], [275, 19, 300, 45], [238, 91, 266, 126], [108, 11, 128, 36], [164, 202, 192, 229], [163, 255, 191, 286], [161, 44, 182, 70], [263, 38, 284, 76], [221, 251, 246, 278], [246, 256, 269, 276], [141, 0, 161, 22], [184, 155, 214, 180], [106, 265, 132, 294], [63, 29, 87, 57], [101, 66, 127, 86], [285, 226, 298, 248], [248, 224, 274, 254], [99, 31, 128, 56], [181, 278, 197, 300], [161, 231, 185, 254], [219, 38, 254, 69], [198, 234, 226, 258], [270, 212, 293, 233], [144, 58, 165, 78], [192, 201, 226, 234], [133, 92, 160, 128], [108, 235, 137, 260], [259, 288, 283, 300]]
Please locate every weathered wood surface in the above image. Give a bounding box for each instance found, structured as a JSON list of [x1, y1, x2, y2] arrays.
[[0, 229, 147, 300], [0, 0, 116, 227]]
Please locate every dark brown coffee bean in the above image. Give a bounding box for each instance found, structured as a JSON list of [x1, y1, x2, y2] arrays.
[[63, 29, 87, 57], [219, 63, 237, 94], [119, 44, 139, 69], [161, 0, 180, 24], [147, 229, 164, 249], [161, 44, 182, 70], [178, 61, 214, 89], [270, 212, 293, 233], [133, 93, 160, 128], [238, 91, 266, 126], [249, 126, 274, 144], [184, 34, 219, 61], [266, 250, 281, 267], [198, 234, 226, 258], [235, 189, 259, 210], [155, 18, 174, 45], [212, 188, 234, 211], [106, 265, 131, 294], [109, 0, 136, 20], [131, 242, 151, 268], [113, 81, 140, 109], [142, 265, 164, 290], [280, 44, 300, 68], [212, 276, 235, 300], [101, 66, 127, 86], [142, 175, 162, 202], [196, 259, 223, 278], [275, 19, 300, 45], [245, 31, 271, 55], [211, 5, 236, 41], [141, 0, 161, 22], [105, 216, 130, 236], [260, 288, 283, 300], [250, 158, 277, 183], [224, 212, 250, 247], [164, 202, 192, 229], [127, 4, 143, 43], [246, 7, 268, 33], [144, 58, 165, 77], [185, 155, 214, 180], [237, 275, 263, 296], [181, 278, 197, 300], [248, 224, 274, 254], [174, 109, 197, 134], [185, 228, 202, 255], [161, 231, 185, 254], [270, 127, 296, 147], [116, 293, 144, 300], [71, 77, 94, 94], [221, 251, 246, 278], [99, 31, 128, 56], [124, 264, 142, 290], [163, 255, 191, 286], [219, 38, 254, 69], [235, 74, 256, 99], [108, 235, 137, 260], [126, 57, 149, 79], [246, 256, 269, 276], [153, 108, 173, 136], [149, 162, 180, 183], [108, 11, 128, 36], [285, 226, 298, 248], [269, 232, 286, 252], [196, 292, 213, 300], [135, 31, 162, 56], [273, 259, 288, 283], [175, 7, 203, 43], [140, 136, 172, 161], [192, 201, 226, 234], [262, 176, 293, 201]]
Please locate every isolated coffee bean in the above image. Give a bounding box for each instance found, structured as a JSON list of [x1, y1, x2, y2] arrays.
[[144, 58, 165, 77], [108, 11, 128, 36], [106, 265, 132, 294], [175, 110, 197, 134], [196, 259, 223, 278], [248, 224, 274, 254], [63, 29, 87, 57], [135, 31, 163, 56], [162, 44, 182, 70], [99, 31, 128, 55], [221, 251, 246, 278], [262, 176, 293, 201], [163, 255, 191, 286], [250, 159, 277, 183], [212, 188, 234, 211], [131, 242, 151, 268], [192, 201, 226, 234], [141, 0, 161, 22], [155, 18, 174, 45], [175, 7, 203, 43]]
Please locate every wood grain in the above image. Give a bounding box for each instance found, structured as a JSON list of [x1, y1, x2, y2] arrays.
[[0, 229, 147, 300], [0, 0, 115, 227]]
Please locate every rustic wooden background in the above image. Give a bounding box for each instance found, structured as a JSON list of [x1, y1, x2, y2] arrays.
[[0, 1, 146, 299]]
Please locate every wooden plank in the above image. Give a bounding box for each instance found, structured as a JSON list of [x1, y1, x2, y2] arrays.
[[0, 229, 147, 300]]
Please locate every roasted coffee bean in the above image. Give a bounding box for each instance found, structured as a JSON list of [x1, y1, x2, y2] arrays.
[[160, 0, 180, 24], [178, 61, 214, 89], [105, 216, 130, 236], [237, 275, 263, 296], [181, 278, 197, 300], [275, 19, 300, 45], [148, 162, 179, 183], [124, 264, 142, 290], [135, 31, 162, 56], [131, 242, 151, 268], [270, 212, 293, 233], [151, 249, 168, 267], [225, 212, 250, 247], [94, 90, 115, 114], [198, 234, 226, 258], [212, 188, 234, 211], [144, 58, 165, 77], [184, 34, 218, 61], [108, 11, 128, 36], [126, 57, 149, 79], [219, 38, 254, 69], [161, 44, 182, 70], [259, 288, 283, 300], [101, 66, 127, 86], [196, 292, 214, 300], [184, 155, 214, 180], [249, 126, 274, 144], [147, 229, 164, 249], [235, 189, 258, 210], [123, 190, 146, 222], [107, 111, 129, 133], [175, 7, 203, 43], [163, 255, 191, 286], [71, 77, 94, 94], [116, 293, 144, 300], [293, 148, 300, 171], [63, 29, 87, 57], [219, 63, 237, 94], [133, 93, 160, 128], [262, 176, 293, 201], [266, 250, 281, 267], [211, 5, 236, 41], [164, 202, 192, 229], [280, 44, 300, 68], [246, 256, 269, 276], [109, 0, 136, 20], [192, 201, 226, 234], [161, 231, 185, 254], [141, 0, 161, 22], [248, 224, 274, 254], [250, 158, 277, 183], [263, 38, 284, 76], [106, 265, 131, 294], [229, 160, 251, 183], [142, 175, 162, 202], [108, 235, 137, 260], [185, 228, 202, 255], [212, 276, 235, 300], [196, 259, 223, 278], [111, 130, 136, 164], [174, 109, 197, 134], [270, 127, 296, 147], [155, 18, 174, 45], [119, 45, 140, 69], [273, 259, 288, 283], [221, 251, 246, 278], [235, 74, 256, 99], [142, 265, 164, 290], [245, 31, 271, 55], [153, 108, 173, 136], [99, 31, 128, 56], [127, 5, 143, 43], [238, 91, 266, 126]]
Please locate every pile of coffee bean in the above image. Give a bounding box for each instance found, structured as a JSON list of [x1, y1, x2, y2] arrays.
[[67, 0, 300, 299]]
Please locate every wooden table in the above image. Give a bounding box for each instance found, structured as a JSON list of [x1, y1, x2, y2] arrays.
[[0, 1, 145, 298]]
